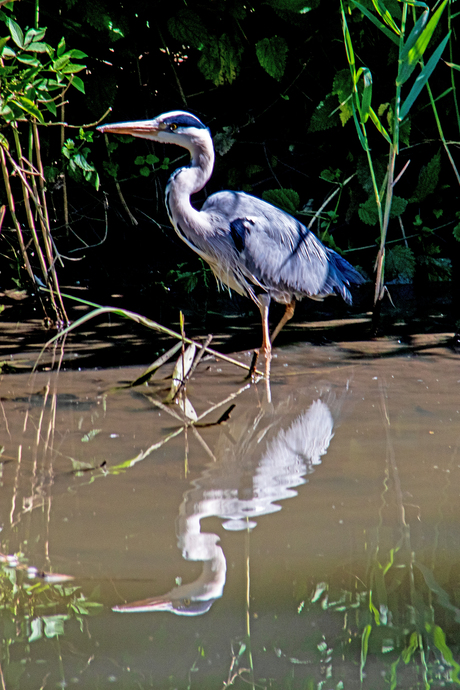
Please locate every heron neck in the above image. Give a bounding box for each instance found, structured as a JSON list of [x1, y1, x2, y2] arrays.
[[166, 138, 214, 234]]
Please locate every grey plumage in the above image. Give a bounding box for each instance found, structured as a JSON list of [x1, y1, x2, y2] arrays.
[[98, 110, 363, 354]]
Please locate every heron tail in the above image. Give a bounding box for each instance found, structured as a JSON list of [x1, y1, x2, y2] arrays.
[[326, 250, 364, 305]]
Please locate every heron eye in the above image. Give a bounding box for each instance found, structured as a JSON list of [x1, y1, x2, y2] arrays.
[[170, 123, 178, 131], [182, 598, 191, 606]]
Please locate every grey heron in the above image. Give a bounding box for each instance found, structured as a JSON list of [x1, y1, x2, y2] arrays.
[[98, 111, 363, 355], [113, 394, 336, 615]]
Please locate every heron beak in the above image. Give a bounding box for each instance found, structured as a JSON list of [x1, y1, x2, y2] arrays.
[[112, 594, 174, 613], [97, 119, 163, 139]]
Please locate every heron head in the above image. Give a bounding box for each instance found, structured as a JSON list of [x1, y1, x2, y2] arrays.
[[97, 110, 210, 148]]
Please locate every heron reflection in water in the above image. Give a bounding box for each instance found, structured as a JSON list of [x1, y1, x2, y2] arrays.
[[98, 112, 363, 357], [113, 391, 342, 616]]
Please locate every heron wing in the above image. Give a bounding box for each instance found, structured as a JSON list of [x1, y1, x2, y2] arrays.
[[202, 191, 362, 303]]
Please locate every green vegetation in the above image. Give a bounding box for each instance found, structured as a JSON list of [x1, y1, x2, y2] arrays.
[[0, 0, 458, 328]]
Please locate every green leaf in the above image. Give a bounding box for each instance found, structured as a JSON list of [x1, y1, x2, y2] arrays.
[[2, 45, 16, 58], [103, 160, 119, 178], [16, 53, 41, 66], [0, 36, 10, 54], [400, 32, 451, 121], [399, 0, 428, 7], [359, 195, 407, 225], [24, 27, 47, 45], [68, 49, 88, 59], [398, 9, 429, 83], [401, 632, 419, 663], [308, 93, 341, 131], [255, 36, 288, 81], [370, 0, 400, 36], [60, 63, 86, 74], [53, 55, 70, 71], [453, 219, 460, 243], [351, 102, 368, 150], [341, 9, 355, 67], [198, 34, 243, 85], [15, 96, 43, 121], [431, 626, 460, 681], [69, 75, 85, 93], [139, 166, 150, 177], [262, 188, 299, 214], [57, 36, 66, 56], [72, 153, 95, 172], [397, 0, 448, 85], [357, 67, 372, 122], [6, 17, 24, 48], [44, 99, 57, 116], [410, 149, 440, 202], [332, 69, 354, 126], [369, 106, 391, 143], [351, 1, 400, 44], [386, 245, 415, 281], [26, 41, 49, 53], [360, 625, 372, 681], [359, 197, 380, 225], [167, 10, 207, 50], [145, 153, 159, 165], [390, 196, 408, 217]]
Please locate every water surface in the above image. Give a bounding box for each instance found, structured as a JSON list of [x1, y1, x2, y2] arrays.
[[1, 333, 459, 689]]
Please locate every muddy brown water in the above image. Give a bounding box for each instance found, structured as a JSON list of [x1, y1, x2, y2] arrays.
[[1, 327, 460, 689]]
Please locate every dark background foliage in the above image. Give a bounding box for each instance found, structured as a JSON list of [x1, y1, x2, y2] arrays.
[[1, 0, 459, 326]]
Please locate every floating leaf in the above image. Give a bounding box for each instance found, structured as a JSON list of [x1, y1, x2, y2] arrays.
[[255, 36, 288, 81], [81, 429, 102, 442]]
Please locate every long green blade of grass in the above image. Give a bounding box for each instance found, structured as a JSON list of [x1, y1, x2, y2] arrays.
[[352, 1, 400, 44], [397, 0, 449, 85], [400, 32, 451, 120]]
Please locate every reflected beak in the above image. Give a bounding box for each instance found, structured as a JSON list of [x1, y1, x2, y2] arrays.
[[113, 595, 174, 613]]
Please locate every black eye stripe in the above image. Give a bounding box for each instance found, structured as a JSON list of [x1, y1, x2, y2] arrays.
[[163, 114, 207, 130]]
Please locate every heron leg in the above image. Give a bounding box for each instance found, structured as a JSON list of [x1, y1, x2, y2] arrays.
[[257, 293, 272, 358], [270, 298, 296, 344]]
